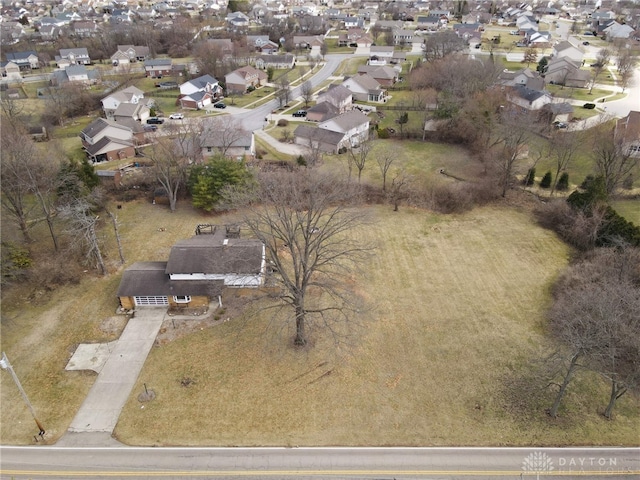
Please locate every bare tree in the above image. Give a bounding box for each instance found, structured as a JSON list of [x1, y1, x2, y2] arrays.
[[522, 47, 537, 68], [348, 137, 373, 182], [60, 196, 107, 275], [201, 116, 248, 157], [387, 169, 410, 212], [231, 171, 371, 346], [106, 208, 126, 265], [147, 135, 191, 213], [422, 31, 467, 63], [615, 48, 637, 93], [588, 48, 612, 94], [301, 80, 313, 107], [275, 75, 291, 108], [547, 248, 640, 418], [547, 130, 582, 196], [592, 123, 639, 194], [376, 147, 395, 191], [305, 140, 323, 167]]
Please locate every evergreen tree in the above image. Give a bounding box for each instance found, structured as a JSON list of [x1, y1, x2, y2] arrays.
[[540, 171, 552, 188]]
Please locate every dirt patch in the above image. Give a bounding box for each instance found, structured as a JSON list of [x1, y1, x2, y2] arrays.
[[100, 316, 129, 337]]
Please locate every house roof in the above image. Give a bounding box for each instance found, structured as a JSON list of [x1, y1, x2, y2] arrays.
[[184, 74, 219, 90], [84, 136, 134, 156], [144, 58, 172, 67], [114, 102, 146, 117], [545, 102, 574, 114], [357, 65, 398, 80], [616, 111, 640, 144], [6, 51, 37, 61], [345, 73, 382, 93], [200, 129, 252, 149], [294, 124, 345, 146], [307, 101, 339, 118], [320, 110, 370, 132], [59, 47, 89, 57], [509, 85, 550, 103], [256, 54, 295, 65], [318, 84, 352, 104], [81, 118, 132, 139], [165, 235, 263, 275], [116, 261, 223, 297]]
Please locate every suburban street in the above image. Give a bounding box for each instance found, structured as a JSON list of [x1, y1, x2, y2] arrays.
[[1, 445, 639, 479]]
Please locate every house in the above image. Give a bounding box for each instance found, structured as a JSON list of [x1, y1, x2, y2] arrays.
[[225, 66, 267, 94], [316, 84, 353, 113], [319, 110, 370, 146], [57, 48, 91, 66], [70, 20, 99, 37], [507, 85, 553, 110], [50, 65, 96, 86], [1, 61, 22, 81], [144, 58, 173, 78], [416, 15, 441, 31], [356, 35, 374, 48], [544, 57, 590, 88], [541, 102, 574, 124], [246, 35, 279, 54], [498, 68, 545, 91], [393, 28, 413, 45], [342, 74, 387, 103], [113, 102, 151, 123], [615, 111, 640, 158], [306, 102, 340, 123], [293, 35, 324, 49], [200, 129, 255, 159], [39, 24, 61, 41], [101, 86, 147, 118], [356, 65, 399, 87], [80, 118, 136, 163], [5, 51, 39, 70], [255, 54, 295, 70], [552, 41, 584, 64], [344, 16, 364, 29], [227, 11, 250, 28], [116, 228, 266, 309], [111, 45, 150, 66], [179, 74, 222, 110], [294, 124, 349, 153], [369, 46, 394, 65], [603, 22, 634, 39]]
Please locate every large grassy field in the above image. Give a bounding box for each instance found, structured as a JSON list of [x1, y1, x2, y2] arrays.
[[2, 198, 638, 446]]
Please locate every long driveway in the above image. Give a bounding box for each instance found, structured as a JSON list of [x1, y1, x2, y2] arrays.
[[57, 309, 165, 443]]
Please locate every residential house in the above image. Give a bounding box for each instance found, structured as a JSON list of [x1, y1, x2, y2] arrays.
[[70, 21, 100, 37], [416, 15, 441, 31], [369, 46, 394, 66], [319, 110, 370, 146], [113, 102, 151, 124], [1, 61, 22, 81], [227, 11, 250, 28], [246, 35, 279, 54], [0, 22, 26, 44], [344, 16, 364, 29], [39, 24, 61, 41], [116, 228, 266, 309], [293, 35, 324, 56], [498, 68, 545, 90], [306, 102, 340, 123], [255, 54, 295, 70], [541, 102, 574, 124], [603, 22, 634, 39], [144, 58, 173, 78], [356, 65, 399, 87], [526, 31, 552, 48], [5, 51, 39, 70], [294, 124, 349, 153], [57, 48, 91, 67], [544, 57, 590, 88], [356, 35, 374, 48], [80, 118, 137, 163], [225, 65, 267, 94], [50, 65, 97, 86], [101, 86, 147, 118], [111, 45, 150, 66], [507, 85, 553, 110], [615, 111, 640, 157], [200, 129, 255, 159], [316, 84, 353, 113], [552, 40, 584, 64], [342, 74, 387, 103], [179, 74, 222, 110], [393, 28, 413, 45]]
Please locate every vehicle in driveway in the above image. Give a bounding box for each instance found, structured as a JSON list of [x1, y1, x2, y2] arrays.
[[144, 124, 157, 132], [169, 113, 184, 120], [553, 121, 568, 129], [147, 117, 164, 124], [214, 102, 226, 109], [292, 110, 307, 117]]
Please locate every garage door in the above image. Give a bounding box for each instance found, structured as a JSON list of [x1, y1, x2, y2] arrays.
[[134, 296, 168, 306]]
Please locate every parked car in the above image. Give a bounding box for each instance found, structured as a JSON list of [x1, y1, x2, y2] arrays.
[[582, 41, 590, 46], [144, 124, 157, 132], [169, 113, 184, 120], [292, 110, 307, 117], [553, 121, 568, 129], [147, 117, 164, 125], [214, 102, 226, 109], [583, 103, 596, 109]]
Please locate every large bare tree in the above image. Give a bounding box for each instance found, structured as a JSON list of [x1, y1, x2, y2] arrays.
[[591, 123, 639, 194], [547, 130, 582, 196], [231, 171, 372, 346], [588, 48, 612, 94], [348, 137, 373, 182]]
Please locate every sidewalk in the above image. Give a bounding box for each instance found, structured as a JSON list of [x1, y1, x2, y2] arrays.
[[57, 309, 165, 446]]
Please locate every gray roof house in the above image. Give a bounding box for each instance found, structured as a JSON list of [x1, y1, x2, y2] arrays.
[[57, 47, 91, 66], [316, 84, 353, 113], [342, 74, 387, 103], [293, 124, 349, 153]]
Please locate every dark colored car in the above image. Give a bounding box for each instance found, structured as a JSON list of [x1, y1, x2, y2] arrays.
[[583, 103, 596, 109], [144, 124, 158, 132], [292, 110, 307, 117], [147, 117, 164, 125], [214, 102, 226, 109]]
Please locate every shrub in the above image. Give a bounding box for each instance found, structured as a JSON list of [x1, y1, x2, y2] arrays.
[[277, 119, 289, 127], [296, 155, 307, 166], [540, 171, 552, 188], [557, 172, 569, 191], [523, 167, 536, 186], [246, 85, 255, 93], [622, 174, 634, 190], [377, 128, 390, 139]]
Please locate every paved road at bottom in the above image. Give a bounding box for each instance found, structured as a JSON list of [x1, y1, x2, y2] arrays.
[[1, 446, 638, 479]]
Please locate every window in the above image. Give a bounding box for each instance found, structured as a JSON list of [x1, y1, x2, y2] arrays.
[[173, 295, 191, 303], [207, 147, 212, 153]]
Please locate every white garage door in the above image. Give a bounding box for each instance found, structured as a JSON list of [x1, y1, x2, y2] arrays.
[[134, 296, 168, 306]]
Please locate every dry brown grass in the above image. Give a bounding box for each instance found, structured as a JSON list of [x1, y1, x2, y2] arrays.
[[2, 200, 638, 446]]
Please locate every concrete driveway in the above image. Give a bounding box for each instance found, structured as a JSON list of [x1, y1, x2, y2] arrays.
[[57, 309, 165, 445]]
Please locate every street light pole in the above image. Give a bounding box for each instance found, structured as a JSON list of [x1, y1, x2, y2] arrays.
[[0, 352, 45, 435]]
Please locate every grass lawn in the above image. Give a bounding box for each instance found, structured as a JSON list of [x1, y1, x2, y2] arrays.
[[333, 57, 369, 77], [546, 85, 614, 102], [108, 203, 638, 446], [611, 199, 640, 225]]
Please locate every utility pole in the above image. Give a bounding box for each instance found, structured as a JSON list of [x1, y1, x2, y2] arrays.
[[0, 352, 45, 435]]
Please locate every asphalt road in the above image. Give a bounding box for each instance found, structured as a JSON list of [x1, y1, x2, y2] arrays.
[[1, 446, 638, 479]]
